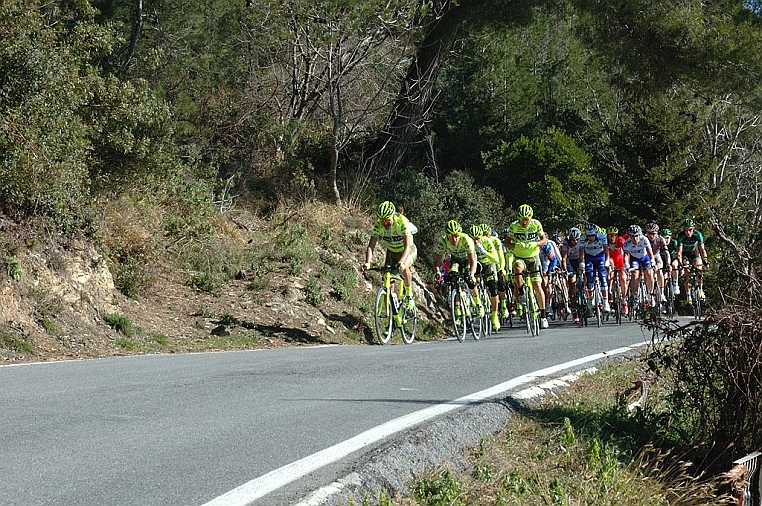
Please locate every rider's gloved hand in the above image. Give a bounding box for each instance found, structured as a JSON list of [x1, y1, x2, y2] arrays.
[[361, 262, 370, 271], [434, 270, 443, 282]]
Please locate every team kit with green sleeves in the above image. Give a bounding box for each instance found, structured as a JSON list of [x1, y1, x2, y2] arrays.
[[362, 200, 708, 340]]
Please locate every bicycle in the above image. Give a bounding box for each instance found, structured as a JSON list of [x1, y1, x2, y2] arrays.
[[366, 265, 416, 345], [608, 268, 624, 325], [627, 266, 651, 321], [575, 270, 589, 327], [649, 266, 665, 322], [500, 272, 515, 329], [684, 264, 705, 319], [548, 268, 570, 322], [476, 271, 492, 336], [661, 266, 675, 318], [515, 269, 540, 336], [587, 268, 604, 328], [446, 269, 482, 342]]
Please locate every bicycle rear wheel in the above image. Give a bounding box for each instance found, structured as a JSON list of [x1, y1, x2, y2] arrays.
[[374, 288, 393, 345], [577, 287, 588, 327], [556, 280, 569, 321], [450, 286, 467, 342], [479, 284, 491, 336], [611, 281, 622, 325]]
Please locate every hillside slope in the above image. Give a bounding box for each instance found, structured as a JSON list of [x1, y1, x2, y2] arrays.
[[0, 203, 444, 363]]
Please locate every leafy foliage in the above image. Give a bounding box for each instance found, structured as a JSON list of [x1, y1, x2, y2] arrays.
[[483, 128, 606, 231]]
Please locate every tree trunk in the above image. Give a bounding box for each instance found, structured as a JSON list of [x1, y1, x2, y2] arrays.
[[371, 1, 464, 177], [123, 0, 143, 74]]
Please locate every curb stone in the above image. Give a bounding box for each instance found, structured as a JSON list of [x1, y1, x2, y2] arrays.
[[295, 368, 598, 506]]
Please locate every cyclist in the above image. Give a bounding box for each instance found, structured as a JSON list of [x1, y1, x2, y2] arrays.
[[645, 222, 671, 313], [363, 201, 418, 309], [500, 228, 516, 318], [676, 218, 709, 303], [579, 223, 611, 313], [504, 204, 549, 329], [539, 233, 562, 315], [662, 228, 680, 295], [561, 227, 583, 323], [481, 224, 511, 324], [605, 226, 629, 316], [470, 224, 503, 330], [433, 220, 483, 320], [623, 224, 656, 307]]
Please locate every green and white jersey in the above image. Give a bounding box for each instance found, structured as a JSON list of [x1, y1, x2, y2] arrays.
[[371, 214, 416, 253], [435, 232, 475, 260], [508, 218, 544, 258]]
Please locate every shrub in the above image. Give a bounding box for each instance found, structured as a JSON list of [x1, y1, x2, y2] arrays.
[[103, 313, 135, 337], [305, 275, 325, 306]]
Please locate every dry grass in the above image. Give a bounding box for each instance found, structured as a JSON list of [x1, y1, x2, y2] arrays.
[[385, 358, 733, 506]]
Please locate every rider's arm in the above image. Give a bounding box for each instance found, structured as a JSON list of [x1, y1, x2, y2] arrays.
[[365, 236, 379, 265], [468, 251, 478, 278], [699, 242, 709, 265], [536, 231, 548, 247], [398, 233, 413, 268], [495, 238, 506, 271], [483, 241, 501, 266]]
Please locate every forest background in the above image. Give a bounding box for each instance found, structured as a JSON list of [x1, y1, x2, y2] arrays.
[[4, 0, 762, 489]]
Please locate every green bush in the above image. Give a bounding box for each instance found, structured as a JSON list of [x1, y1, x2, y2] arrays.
[[103, 313, 135, 337], [305, 275, 325, 306], [331, 270, 357, 301]]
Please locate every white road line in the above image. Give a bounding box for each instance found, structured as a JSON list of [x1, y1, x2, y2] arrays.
[[201, 343, 645, 506]]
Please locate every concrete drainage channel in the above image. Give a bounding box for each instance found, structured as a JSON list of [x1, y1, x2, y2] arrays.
[[296, 368, 599, 506]]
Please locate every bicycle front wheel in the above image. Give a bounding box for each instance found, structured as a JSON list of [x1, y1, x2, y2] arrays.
[[450, 286, 467, 342], [664, 282, 674, 318], [527, 288, 540, 337], [556, 281, 569, 321], [593, 286, 602, 328], [468, 295, 482, 341], [692, 287, 702, 319], [374, 288, 393, 345], [400, 300, 417, 344]]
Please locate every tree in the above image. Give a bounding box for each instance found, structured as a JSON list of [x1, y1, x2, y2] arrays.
[[482, 128, 607, 231]]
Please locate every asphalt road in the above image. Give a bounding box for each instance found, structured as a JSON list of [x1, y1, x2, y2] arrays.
[[0, 317, 667, 506]]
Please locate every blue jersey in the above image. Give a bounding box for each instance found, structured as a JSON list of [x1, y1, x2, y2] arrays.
[[581, 232, 607, 260]]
